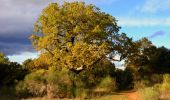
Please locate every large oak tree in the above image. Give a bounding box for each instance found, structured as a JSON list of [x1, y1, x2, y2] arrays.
[[30, 2, 132, 72]]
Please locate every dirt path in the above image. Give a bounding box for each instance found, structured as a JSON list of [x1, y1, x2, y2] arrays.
[[126, 91, 139, 100]]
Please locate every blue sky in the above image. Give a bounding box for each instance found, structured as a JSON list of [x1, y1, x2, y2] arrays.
[[0, 0, 169, 63]]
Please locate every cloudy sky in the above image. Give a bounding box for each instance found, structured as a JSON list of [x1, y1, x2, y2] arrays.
[[0, 0, 170, 63]]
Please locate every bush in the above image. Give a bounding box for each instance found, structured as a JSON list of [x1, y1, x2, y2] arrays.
[[139, 86, 159, 100], [15, 81, 30, 98], [0, 86, 19, 100], [115, 68, 134, 90], [161, 74, 170, 90], [96, 76, 116, 92], [16, 67, 75, 99], [76, 59, 115, 89], [0, 62, 28, 86], [46, 67, 73, 98], [24, 69, 47, 97], [138, 74, 170, 100], [159, 74, 170, 99], [74, 87, 88, 99], [134, 81, 145, 89], [139, 74, 163, 87]]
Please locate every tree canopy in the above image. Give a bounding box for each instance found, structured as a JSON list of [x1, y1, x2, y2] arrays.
[[30, 2, 132, 72]]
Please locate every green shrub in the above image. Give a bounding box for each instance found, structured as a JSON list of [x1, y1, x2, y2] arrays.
[[46, 67, 73, 98], [16, 67, 75, 98], [74, 87, 88, 99], [139, 86, 159, 100], [24, 69, 47, 97], [96, 76, 116, 92], [15, 69, 48, 97], [15, 81, 30, 98], [150, 74, 163, 84], [115, 68, 134, 90]]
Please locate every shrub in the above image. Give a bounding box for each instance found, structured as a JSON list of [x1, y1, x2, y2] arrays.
[[139, 86, 159, 100], [150, 74, 163, 84], [15, 81, 30, 98], [46, 67, 72, 98], [138, 74, 170, 100], [0, 86, 19, 100], [159, 74, 170, 99], [0, 62, 28, 86], [96, 76, 116, 93], [74, 87, 88, 99], [24, 69, 47, 97], [161, 74, 170, 90], [16, 67, 75, 99], [115, 68, 134, 90]]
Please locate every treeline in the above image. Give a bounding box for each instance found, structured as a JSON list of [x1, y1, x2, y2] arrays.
[[0, 52, 132, 98], [0, 1, 170, 99]]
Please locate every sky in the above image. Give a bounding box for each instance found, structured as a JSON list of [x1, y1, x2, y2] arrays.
[[0, 0, 170, 64]]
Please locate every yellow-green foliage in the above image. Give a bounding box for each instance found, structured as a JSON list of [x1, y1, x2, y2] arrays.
[[159, 74, 170, 99], [139, 86, 159, 100], [96, 76, 116, 92], [160, 74, 170, 91], [139, 74, 170, 100]]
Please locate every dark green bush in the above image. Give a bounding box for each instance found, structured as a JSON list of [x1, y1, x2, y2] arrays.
[[115, 67, 134, 90]]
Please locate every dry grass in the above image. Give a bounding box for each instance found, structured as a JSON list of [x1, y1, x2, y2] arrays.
[[24, 90, 138, 100], [94, 94, 128, 100]]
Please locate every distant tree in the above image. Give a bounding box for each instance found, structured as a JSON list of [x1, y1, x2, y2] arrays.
[[0, 53, 27, 86], [149, 47, 170, 73], [125, 38, 170, 85], [23, 59, 34, 69], [125, 38, 155, 69], [123, 38, 157, 83], [0, 52, 9, 64], [30, 2, 132, 73]]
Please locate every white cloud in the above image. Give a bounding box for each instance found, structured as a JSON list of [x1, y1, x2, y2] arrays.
[[0, 0, 116, 34], [120, 0, 170, 27], [118, 17, 170, 27], [8, 52, 39, 64], [141, 0, 170, 13]]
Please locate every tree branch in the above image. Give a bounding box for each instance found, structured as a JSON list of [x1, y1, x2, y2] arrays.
[[109, 55, 123, 62], [45, 48, 54, 56], [69, 55, 105, 74]]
